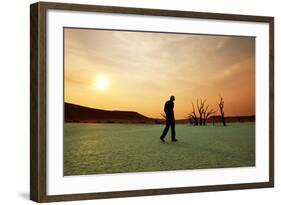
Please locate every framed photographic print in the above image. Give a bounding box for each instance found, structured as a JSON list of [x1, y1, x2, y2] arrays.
[[30, 1, 274, 202]]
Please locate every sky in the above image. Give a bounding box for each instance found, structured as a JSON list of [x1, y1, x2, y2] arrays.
[[64, 28, 255, 119]]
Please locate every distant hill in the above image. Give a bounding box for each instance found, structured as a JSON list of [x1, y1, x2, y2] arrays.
[[65, 103, 155, 123], [65, 103, 255, 124]]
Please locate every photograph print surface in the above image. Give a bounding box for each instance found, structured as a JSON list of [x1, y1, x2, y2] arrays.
[[63, 28, 255, 176]]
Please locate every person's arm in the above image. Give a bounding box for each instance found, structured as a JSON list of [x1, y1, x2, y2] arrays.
[[164, 102, 168, 114]]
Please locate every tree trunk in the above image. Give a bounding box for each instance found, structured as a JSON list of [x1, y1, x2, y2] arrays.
[[218, 96, 226, 126]]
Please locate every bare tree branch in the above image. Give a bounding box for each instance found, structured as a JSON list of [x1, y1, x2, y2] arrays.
[[188, 98, 215, 126], [160, 113, 166, 119], [187, 102, 198, 125]]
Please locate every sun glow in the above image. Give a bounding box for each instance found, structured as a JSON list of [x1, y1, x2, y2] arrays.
[[95, 75, 109, 90]]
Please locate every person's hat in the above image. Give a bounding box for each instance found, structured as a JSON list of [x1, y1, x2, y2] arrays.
[[170, 95, 175, 100]]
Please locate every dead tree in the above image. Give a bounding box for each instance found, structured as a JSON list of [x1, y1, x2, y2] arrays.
[[188, 99, 215, 126], [188, 102, 198, 125], [202, 104, 216, 125], [218, 95, 226, 126], [196, 99, 206, 125]]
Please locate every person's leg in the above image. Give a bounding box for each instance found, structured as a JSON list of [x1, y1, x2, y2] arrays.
[[171, 120, 176, 141], [160, 120, 170, 140]]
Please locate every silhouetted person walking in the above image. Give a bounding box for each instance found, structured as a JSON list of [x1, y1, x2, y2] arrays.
[[160, 96, 178, 142]]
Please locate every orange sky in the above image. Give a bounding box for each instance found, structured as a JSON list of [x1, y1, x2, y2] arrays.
[[64, 28, 255, 119]]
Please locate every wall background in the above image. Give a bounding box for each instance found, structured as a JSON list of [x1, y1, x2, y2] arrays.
[[0, 0, 279, 204]]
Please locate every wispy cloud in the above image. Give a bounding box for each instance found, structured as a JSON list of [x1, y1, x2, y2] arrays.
[[64, 28, 255, 118]]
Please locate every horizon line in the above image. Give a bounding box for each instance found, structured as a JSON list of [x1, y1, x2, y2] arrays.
[[64, 101, 256, 119]]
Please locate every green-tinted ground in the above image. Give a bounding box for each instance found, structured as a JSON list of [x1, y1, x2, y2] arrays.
[[64, 123, 255, 176]]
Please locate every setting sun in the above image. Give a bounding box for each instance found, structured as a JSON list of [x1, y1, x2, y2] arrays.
[[95, 75, 108, 90]]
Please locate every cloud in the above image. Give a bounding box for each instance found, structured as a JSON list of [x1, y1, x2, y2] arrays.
[[64, 28, 255, 117]]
